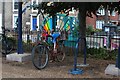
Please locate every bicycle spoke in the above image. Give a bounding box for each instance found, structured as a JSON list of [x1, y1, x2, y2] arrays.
[[57, 43, 65, 62], [32, 45, 49, 69], [38, 47, 42, 67]]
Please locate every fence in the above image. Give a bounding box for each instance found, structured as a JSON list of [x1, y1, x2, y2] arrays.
[[7, 30, 120, 60], [86, 35, 120, 50]]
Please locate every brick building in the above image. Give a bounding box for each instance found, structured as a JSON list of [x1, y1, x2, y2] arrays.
[[86, 8, 120, 30], [0, 1, 120, 33]]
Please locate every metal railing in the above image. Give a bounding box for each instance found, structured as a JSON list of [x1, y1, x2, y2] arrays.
[[6, 30, 120, 59]]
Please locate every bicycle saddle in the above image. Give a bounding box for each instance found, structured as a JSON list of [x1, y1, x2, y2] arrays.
[[51, 32, 60, 43]]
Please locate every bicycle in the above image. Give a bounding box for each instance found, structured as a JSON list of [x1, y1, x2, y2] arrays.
[[0, 26, 14, 57], [31, 4, 78, 69], [32, 29, 66, 69]]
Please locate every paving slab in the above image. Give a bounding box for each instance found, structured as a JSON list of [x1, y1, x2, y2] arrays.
[[6, 53, 31, 62], [105, 64, 120, 76]]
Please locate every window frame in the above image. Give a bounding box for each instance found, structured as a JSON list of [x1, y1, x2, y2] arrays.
[[31, 0, 38, 13], [30, 14, 39, 31], [13, 0, 19, 12], [111, 10, 116, 16], [13, 14, 18, 28], [69, 7, 75, 14], [96, 20, 104, 29], [0, 14, 2, 33], [97, 8, 105, 16]]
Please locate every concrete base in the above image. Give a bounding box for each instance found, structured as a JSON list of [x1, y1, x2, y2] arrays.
[[6, 53, 31, 62], [77, 64, 89, 67], [105, 64, 120, 76]]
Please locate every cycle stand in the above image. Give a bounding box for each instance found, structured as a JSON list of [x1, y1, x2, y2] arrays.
[[68, 50, 83, 75], [68, 38, 83, 75], [77, 38, 89, 67]]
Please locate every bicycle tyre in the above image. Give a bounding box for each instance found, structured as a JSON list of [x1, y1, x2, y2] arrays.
[[32, 44, 49, 69], [56, 41, 65, 62], [2, 39, 13, 56]]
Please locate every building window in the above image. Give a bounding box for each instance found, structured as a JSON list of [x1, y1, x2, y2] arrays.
[[13, 14, 18, 28], [13, 0, 18, 11], [111, 10, 116, 16], [97, 8, 105, 16], [108, 10, 110, 16], [32, 0, 38, 12], [96, 20, 104, 29], [30, 14, 39, 31]]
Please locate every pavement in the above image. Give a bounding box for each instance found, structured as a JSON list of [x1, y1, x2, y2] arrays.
[[1, 56, 120, 79]]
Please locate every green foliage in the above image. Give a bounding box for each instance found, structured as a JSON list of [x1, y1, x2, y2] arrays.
[[7, 37, 17, 48], [7, 37, 33, 52], [86, 25, 95, 35], [26, 40, 32, 44], [108, 49, 118, 60], [94, 29, 102, 32], [87, 48, 118, 60], [7, 37, 17, 43], [39, 2, 120, 17], [22, 42, 33, 52], [86, 25, 102, 35]]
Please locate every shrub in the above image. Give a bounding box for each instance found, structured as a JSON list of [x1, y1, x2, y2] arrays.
[[86, 25, 95, 35], [7, 37, 17, 48], [87, 48, 118, 60]]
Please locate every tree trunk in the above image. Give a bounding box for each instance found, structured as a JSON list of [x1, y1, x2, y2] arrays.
[[78, 5, 87, 52]]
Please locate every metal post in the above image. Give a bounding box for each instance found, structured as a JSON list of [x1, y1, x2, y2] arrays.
[[68, 38, 83, 75], [17, 2, 23, 54], [73, 43, 78, 71], [116, 41, 120, 69], [77, 37, 89, 67]]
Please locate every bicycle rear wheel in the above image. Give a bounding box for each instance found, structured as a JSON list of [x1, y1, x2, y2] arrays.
[[32, 44, 49, 69], [57, 41, 65, 62]]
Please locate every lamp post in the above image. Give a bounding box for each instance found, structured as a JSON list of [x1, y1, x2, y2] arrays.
[[17, 1, 23, 54]]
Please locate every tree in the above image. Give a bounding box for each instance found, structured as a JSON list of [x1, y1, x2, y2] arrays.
[[37, 2, 120, 49], [36, 2, 120, 51]]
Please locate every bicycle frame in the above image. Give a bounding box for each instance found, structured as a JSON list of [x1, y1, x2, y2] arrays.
[[41, 30, 61, 52]]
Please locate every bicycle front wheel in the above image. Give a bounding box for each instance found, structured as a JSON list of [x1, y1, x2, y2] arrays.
[[32, 44, 49, 69]]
